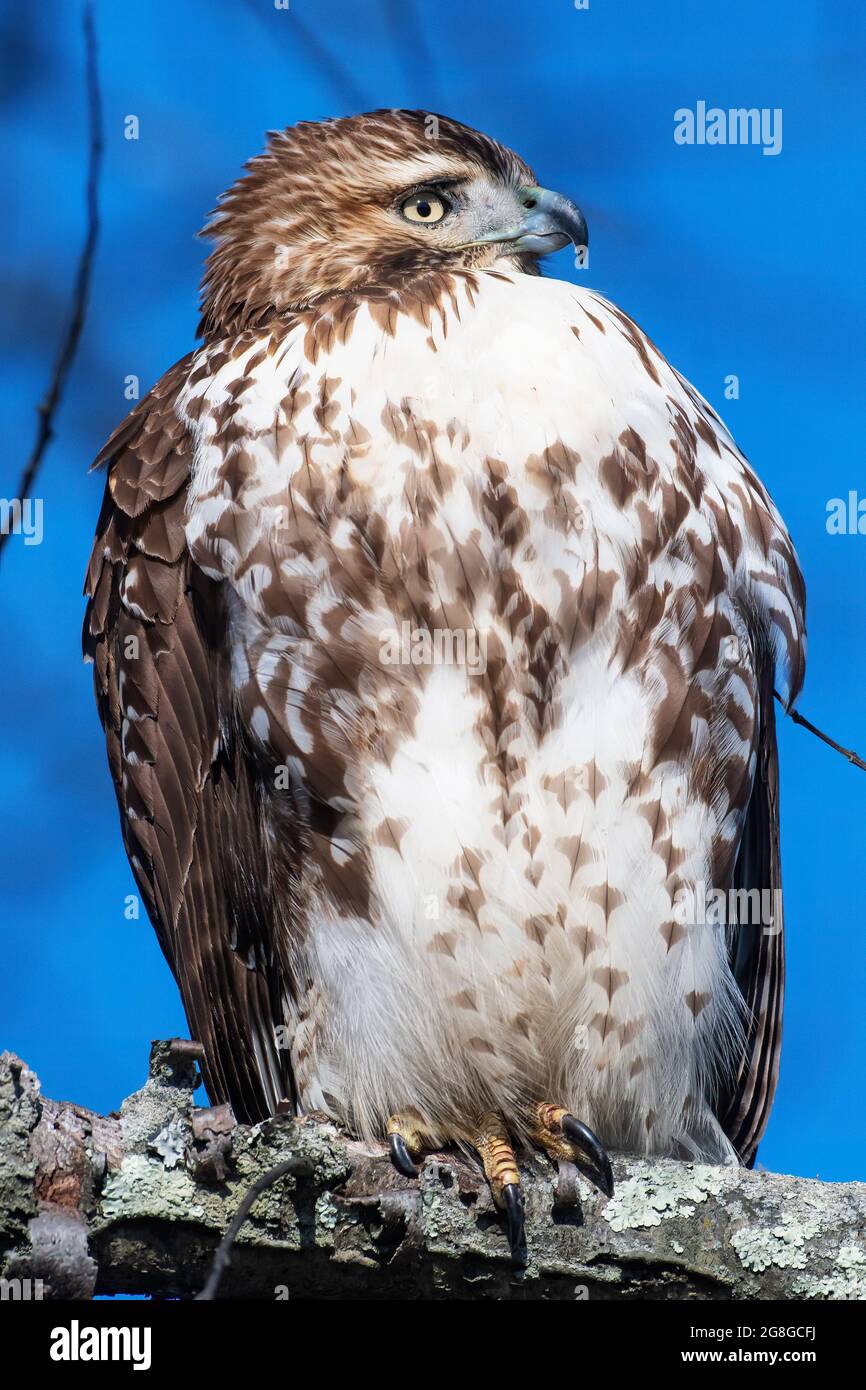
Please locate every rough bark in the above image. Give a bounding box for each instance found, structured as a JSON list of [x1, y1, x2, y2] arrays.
[[1, 1045, 863, 1300]]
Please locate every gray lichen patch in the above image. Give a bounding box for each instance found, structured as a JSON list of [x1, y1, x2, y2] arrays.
[[119, 1083, 193, 1154], [417, 1158, 490, 1255], [243, 1115, 349, 1188], [100, 1155, 208, 1224], [731, 1209, 821, 1273], [729, 1177, 866, 1291], [791, 1237, 866, 1300], [149, 1119, 188, 1170], [418, 1162, 455, 1244], [314, 1191, 340, 1239], [277, 1119, 350, 1187], [791, 1240, 866, 1300], [603, 1159, 733, 1232]]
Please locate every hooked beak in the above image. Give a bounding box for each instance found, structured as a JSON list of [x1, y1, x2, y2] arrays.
[[464, 185, 589, 264]]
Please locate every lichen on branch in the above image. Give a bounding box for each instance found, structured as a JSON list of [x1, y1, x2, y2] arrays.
[[1, 1045, 863, 1300]]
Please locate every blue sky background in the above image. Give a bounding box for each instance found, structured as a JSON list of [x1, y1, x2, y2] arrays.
[[1, 0, 863, 1181]]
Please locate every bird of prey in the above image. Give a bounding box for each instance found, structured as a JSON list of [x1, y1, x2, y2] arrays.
[[84, 110, 806, 1260]]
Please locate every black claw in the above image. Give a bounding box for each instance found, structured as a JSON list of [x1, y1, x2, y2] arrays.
[[389, 1132, 419, 1179], [562, 1115, 614, 1198], [501, 1182, 527, 1264]]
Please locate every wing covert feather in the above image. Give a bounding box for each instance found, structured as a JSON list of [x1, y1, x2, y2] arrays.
[[84, 363, 297, 1122]]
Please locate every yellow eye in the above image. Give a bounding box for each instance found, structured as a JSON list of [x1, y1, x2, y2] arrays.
[[400, 191, 448, 224]]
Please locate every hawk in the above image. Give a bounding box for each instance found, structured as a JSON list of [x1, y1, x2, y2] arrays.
[[84, 110, 806, 1260]]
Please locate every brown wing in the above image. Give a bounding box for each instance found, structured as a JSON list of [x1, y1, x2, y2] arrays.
[[717, 634, 785, 1165], [83, 360, 298, 1123]]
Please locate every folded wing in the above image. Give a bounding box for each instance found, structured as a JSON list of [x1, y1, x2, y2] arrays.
[[83, 362, 297, 1122]]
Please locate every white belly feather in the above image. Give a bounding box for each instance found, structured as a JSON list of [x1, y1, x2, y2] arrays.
[[180, 271, 804, 1160]]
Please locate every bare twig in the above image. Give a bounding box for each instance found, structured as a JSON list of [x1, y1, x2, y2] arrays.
[[195, 1156, 313, 1300], [241, 0, 370, 112], [0, 2, 102, 564], [380, 0, 439, 105], [775, 690, 866, 772]]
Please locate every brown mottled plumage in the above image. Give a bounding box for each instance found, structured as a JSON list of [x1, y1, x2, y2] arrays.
[[198, 110, 537, 336], [85, 112, 805, 1256]]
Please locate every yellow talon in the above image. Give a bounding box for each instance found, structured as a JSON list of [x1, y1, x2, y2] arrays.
[[470, 1111, 526, 1262], [532, 1100, 614, 1197], [472, 1110, 520, 1204], [386, 1111, 444, 1178]]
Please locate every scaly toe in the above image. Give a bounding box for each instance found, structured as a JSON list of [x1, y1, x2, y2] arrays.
[[533, 1102, 614, 1199], [471, 1111, 527, 1264]]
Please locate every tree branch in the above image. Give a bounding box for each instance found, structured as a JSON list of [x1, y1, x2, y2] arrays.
[[0, 1, 102, 564], [1, 1045, 864, 1300], [775, 690, 866, 773], [240, 0, 370, 113]]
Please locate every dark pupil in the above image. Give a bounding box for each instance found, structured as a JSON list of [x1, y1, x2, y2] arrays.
[[416, 199, 432, 218]]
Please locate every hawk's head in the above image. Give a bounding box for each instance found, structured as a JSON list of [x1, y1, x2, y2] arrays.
[[198, 109, 587, 338]]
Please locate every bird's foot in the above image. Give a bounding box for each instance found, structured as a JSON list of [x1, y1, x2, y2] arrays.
[[385, 1111, 444, 1178], [385, 1102, 612, 1266], [386, 1107, 527, 1263], [531, 1101, 614, 1199], [472, 1110, 527, 1264]]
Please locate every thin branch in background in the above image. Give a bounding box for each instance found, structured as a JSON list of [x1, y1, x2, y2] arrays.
[[195, 1156, 313, 1300], [0, 1, 102, 565], [242, 0, 370, 112], [775, 690, 866, 772], [380, 0, 439, 107]]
